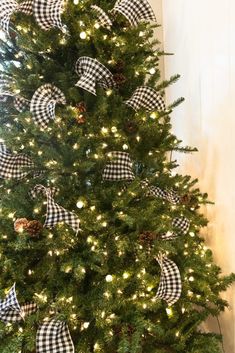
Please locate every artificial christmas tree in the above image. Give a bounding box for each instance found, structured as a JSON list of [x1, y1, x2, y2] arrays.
[[0, 1, 234, 352]]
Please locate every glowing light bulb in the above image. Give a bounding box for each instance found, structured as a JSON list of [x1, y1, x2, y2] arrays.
[[76, 201, 84, 209], [149, 68, 156, 75], [166, 307, 173, 317], [123, 272, 129, 279], [80, 31, 87, 39], [106, 275, 113, 282]]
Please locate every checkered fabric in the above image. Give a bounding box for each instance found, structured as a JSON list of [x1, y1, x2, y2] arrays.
[[30, 84, 66, 129], [111, 0, 156, 26], [14, 95, 30, 112], [0, 142, 7, 152], [30, 184, 80, 233], [103, 151, 135, 181], [0, 149, 34, 180], [0, 0, 18, 33], [155, 253, 182, 306], [18, 0, 34, 15], [141, 180, 180, 205], [36, 319, 75, 353], [172, 217, 190, 235], [160, 231, 178, 241], [91, 5, 113, 29], [0, 91, 14, 102], [126, 86, 165, 112], [33, 0, 65, 31], [0, 284, 21, 323], [1, 302, 37, 323], [75, 57, 116, 96]]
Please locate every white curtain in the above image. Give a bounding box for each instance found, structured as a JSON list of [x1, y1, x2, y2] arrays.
[[149, 0, 235, 351]]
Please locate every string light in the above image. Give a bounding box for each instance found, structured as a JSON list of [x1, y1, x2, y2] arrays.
[[76, 200, 85, 209], [149, 68, 156, 75], [80, 31, 87, 39], [105, 275, 113, 282]]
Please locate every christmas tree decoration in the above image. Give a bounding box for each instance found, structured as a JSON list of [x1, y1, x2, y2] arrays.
[[76, 101, 87, 113], [142, 180, 180, 204], [110, 0, 156, 27], [14, 218, 29, 233], [155, 254, 182, 306], [18, 0, 34, 15], [14, 95, 30, 112], [172, 217, 190, 235], [113, 73, 127, 86], [103, 151, 135, 181], [75, 57, 116, 96], [91, 5, 113, 30], [139, 230, 158, 243], [126, 86, 166, 112], [32, 0, 66, 32], [30, 184, 80, 233], [36, 319, 74, 353], [0, 284, 37, 323], [25, 219, 43, 237], [30, 84, 66, 129], [0, 148, 34, 180], [0, 0, 18, 33]]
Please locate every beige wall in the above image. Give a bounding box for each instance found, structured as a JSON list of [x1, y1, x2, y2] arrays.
[[150, 0, 235, 351]]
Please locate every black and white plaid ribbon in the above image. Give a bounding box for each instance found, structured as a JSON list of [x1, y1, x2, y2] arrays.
[[14, 95, 30, 112], [0, 0, 18, 33], [75, 57, 116, 96], [111, 0, 156, 26], [141, 180, 180, 205], [103, 151, 135, 181], [36, 319, 75, 353], [33, 0, 66, 32], [0, 148, 34, 180], [91, 5, 113, 29], [30, 84, 66, 129], [0, 284, 37, 323], [126, 86, 165, 112], [160, 218, 190, 241], [30, 184, 80, 233], [0, 75, 15, 101], [155, 253, 182, 306], [0, 0, 65, 33]]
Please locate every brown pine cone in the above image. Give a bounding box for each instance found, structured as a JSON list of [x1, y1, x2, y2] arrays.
[[139, 231, 158, 243], [124, 120, 138, 134], [113, 73, 127, 85], [14, 218, 29, 233], [76, 114, 86, 124], [112, 59, 125, 73], [25, 220, 43, 238], [76, 101, 87, 113]]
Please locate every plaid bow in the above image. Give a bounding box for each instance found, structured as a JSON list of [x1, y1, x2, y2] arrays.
[[36, 319, 75, 353], [0, 0, 18, 33], [0, 148, 34, 180], [91, 5, 113, 29], [103, 151, 135, 181], [30, 84, 66, 129], [141, 180, 180, 205], [111, 0, 156, 26], [172, 217, 190, 235], [126, 86, 165, 112], [155, 254, 182, 306], [30, 184, 80, 233], [0, 284, 37, 323], [14, 95, 30, 112], [0, 74, 15, 101], [33, 0, 66, 32], [75, 57, 116, 96]]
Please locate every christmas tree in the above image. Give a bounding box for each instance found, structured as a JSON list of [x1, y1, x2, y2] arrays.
[[0, 1, 234, 352]]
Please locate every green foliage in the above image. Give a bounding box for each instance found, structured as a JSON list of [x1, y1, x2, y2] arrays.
[[0, 0, 234, 352]]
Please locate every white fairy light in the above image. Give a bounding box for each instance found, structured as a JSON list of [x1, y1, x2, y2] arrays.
[[80, 31, 87, 39]]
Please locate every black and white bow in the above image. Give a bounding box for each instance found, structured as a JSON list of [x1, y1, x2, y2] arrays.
[[14, 95, 31, 112], [111, 0, 156, 26], [30, 84, 66, 129], [0, 284, 37, 323], [0, 0, 66, 33], [126, 86, 165, 112], [103, 151, 135, 181], [160, 217, 190, 241], [91, 5, 113, 30], [75, 57, 116, 96], [0, 148, 34, 180], [36, 319, 75, 353], [30, 184, 80, 233], [155, 254, 182, 306], [142, 180, 180, 205]]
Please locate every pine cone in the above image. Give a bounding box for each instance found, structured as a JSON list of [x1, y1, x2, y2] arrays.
[[14, 218, 29, 233], [76, 101, 87, 113], [113, 73, 127, 85], [124, 120, 138, 134], [139, 231, 158, 243], [76, 114, 86, 124], [112, 59, 125, 73], [25, 220, 43, 237]]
